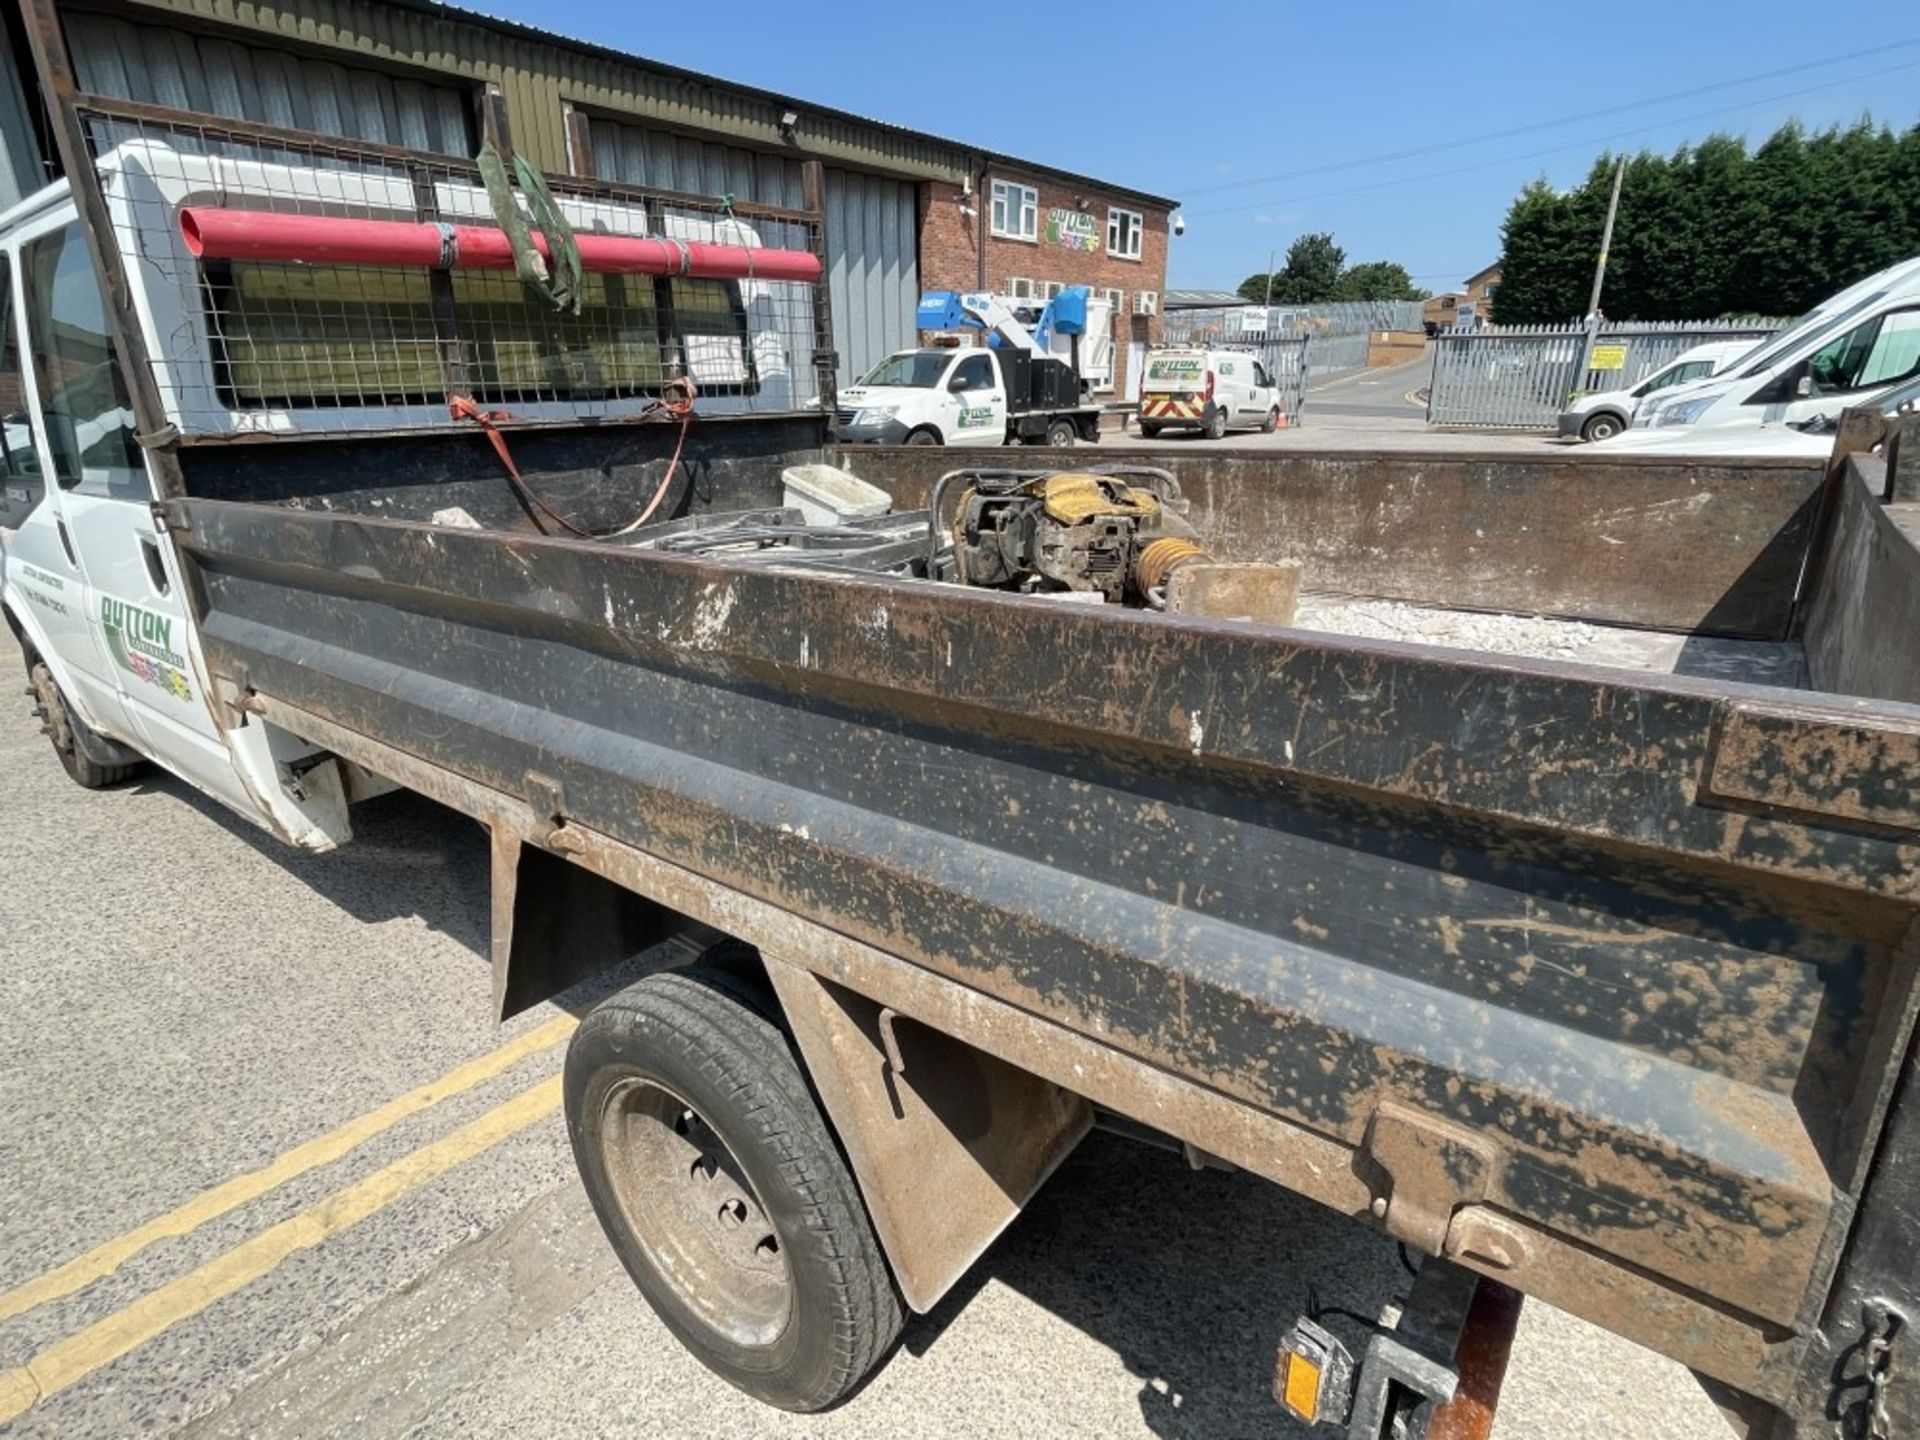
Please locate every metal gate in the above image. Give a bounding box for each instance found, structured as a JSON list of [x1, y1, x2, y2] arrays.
[[1265, 335, 1311, 421], [1427, 321, 1779, 429], [590, 122, 916, 387], [1160, 312, 1312, 421]]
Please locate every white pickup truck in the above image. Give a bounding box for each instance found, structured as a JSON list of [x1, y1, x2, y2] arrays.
[[836, 345, 1099, 447]]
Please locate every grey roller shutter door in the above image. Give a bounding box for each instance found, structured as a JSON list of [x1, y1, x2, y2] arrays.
[[823, 167, 917, 386]]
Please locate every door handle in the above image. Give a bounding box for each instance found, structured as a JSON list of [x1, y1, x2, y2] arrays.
[[139, 535, 171, 596]]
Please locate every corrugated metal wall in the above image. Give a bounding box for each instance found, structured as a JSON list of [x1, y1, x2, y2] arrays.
[[590, 121, 804, 208], [66, 10, 474, 153], [82, 0, 968, 184], [591, 122, 917, 383], [824, 167, 917, 387], [55, 0, 936, 382], [1, 35, 42, 211]]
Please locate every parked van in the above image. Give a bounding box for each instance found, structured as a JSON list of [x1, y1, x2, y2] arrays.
[[1138, 348, 1282, 439], [1600, 367, 1920, 460], [1632, 255, 1920, 435], [1556, 340, 1756, 442]]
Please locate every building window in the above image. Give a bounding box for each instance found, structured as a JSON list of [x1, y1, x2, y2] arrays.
[[1100, 287, 1123, 314], [991, 180, 1038, 242], [1039, 281, 1065, 300], [1005, 277, 1034, 299], [1106, 208, 1143, 261]]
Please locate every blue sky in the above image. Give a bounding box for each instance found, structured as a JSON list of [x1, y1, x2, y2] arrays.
[[513, 0, 1920, 295]]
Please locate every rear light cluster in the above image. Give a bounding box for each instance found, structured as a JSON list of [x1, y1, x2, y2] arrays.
[[1204, 370, 1215, 402]]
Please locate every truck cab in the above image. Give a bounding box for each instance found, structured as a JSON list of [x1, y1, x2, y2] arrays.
[[0, 179, 331, 831], [837, 347, 1009, 446]]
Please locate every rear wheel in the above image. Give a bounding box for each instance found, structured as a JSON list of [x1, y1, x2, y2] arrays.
[[1203, 405, 1228, 440], [1044, 418, 1076, 447], [1580, 412, 1624, 442], [904, 427, 941, 446], [1260, 406, 1280, 434], [565, 967, 904, 1412], [1138, 420, 1163, 439], [25, 654, 141, 789]]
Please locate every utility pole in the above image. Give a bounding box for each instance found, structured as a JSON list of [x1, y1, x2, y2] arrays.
[[1576, 155, 1627, 396], [1587, 155, 1626, 322], [1262, 249, 1275, 310]]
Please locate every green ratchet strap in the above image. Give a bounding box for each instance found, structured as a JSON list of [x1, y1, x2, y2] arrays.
[[476, 142, 584, 315]]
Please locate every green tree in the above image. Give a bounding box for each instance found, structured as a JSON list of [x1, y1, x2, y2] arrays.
[[1333, 261, 1429, 301], [1270, 232, 1346, 302], [1236, 271, 1277, 302], [1493, 119, 1920, 323]]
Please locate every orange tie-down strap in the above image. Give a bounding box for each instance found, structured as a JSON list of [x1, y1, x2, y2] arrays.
[[448, 379, 697, 539]]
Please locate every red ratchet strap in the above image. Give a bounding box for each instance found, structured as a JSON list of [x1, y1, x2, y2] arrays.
[[605, 377, 699, 536], [450, 383, 698, 540], [448, 395, 590, 537]]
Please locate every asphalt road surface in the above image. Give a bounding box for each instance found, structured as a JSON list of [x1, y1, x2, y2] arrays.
[[1300, 353, 1434, 421], [0, 640, 1733, 1439]]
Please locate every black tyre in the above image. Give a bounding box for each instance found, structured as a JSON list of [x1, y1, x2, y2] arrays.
[[1203, 404, 1228, 440], [1580, 412, 1624, 442], [1044, 418, 1076, 447], [1260, 406, 1280, 434], [565, 968, 904, 1412], [904, 427, 941, 446], [1138, 421, 1163, 438], [26, 655, 141, 789]]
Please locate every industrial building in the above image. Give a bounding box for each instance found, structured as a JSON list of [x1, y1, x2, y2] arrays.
[[0, 0, 1176, 389]]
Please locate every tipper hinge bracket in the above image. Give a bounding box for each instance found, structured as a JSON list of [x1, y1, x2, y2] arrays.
[[1362, 1102, 1499, 1257], [524, 771, 583, 853]]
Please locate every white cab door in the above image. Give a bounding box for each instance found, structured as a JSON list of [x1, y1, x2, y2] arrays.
[[17, 212, 253, 812], [939, 350, 1007, 447]]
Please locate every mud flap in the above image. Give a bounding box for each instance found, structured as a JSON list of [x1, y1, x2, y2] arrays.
[[763, 958, 1092, 1312]]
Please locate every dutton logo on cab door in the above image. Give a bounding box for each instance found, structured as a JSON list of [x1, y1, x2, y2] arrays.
[[101, 595, 192, 701]]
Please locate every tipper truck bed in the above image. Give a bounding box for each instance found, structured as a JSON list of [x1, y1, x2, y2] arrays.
[[3, 80, 1919, 1438]]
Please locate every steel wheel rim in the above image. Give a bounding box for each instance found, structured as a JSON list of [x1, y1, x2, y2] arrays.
[[599, 1078, 792, 1347], [29, 661, 76, 758]]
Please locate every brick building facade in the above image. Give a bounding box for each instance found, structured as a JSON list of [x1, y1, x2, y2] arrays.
[[919, 165, 1175, 396]]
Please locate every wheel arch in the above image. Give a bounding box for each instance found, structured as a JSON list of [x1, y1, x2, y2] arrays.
[[1, 585, 106, 734], [491, 834, 1089, 1315]]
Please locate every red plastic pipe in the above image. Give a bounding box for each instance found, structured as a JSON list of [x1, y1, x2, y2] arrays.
[[178, 207, 822, 284]]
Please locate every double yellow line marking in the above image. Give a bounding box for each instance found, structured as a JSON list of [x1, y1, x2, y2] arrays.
[[0, 1014, 578, 1424]]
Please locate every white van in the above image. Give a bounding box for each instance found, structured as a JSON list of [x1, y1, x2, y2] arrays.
[[1556, 339, 1756, 442], [1138, 348, 1282, 439], [1633, 255, 1920, 435], [1599, 366, 1920, 460]]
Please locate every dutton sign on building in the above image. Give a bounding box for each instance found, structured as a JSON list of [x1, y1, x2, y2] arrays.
[[1045, 207, 1101, 254]]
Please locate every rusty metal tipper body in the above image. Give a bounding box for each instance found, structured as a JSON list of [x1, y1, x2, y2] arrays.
[[10, 6, 1920, 1432]]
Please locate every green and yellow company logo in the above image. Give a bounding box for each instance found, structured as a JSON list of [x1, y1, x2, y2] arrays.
[[958, 405, 993, 429], [102, 596, 192, 702]]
